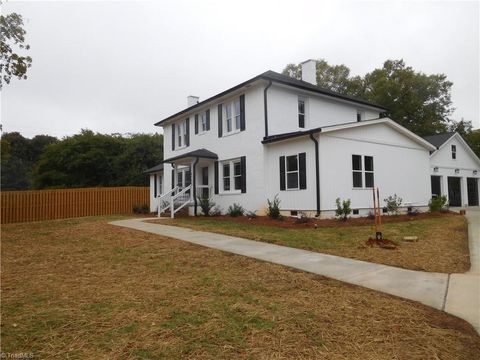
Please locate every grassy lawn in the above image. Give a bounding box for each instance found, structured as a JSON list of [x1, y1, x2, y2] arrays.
[[153, 215, 470, 273], [2, 216, 479, 359]]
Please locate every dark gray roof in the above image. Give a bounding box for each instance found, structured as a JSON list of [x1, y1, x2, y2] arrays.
[[155, 70, 387, 126], [144, 163, 164, 174], [162, 148, 218, 163], [423, 132, 456, 149]]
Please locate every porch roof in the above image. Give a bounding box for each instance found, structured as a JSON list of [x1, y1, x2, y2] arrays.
[[144, 164, 164, 174], [162, 148, 218, 163]]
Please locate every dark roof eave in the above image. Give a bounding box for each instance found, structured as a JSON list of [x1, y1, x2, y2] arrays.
[[262, 127, 323, 144], [162, 149, 218, 163]]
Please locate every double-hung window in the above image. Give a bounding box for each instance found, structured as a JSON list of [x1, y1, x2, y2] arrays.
[[279, 153, 307, 190], [286, 155, 299, 189], [221, 158, 244, 193], [201, 113, 208, 132], [352, 155, 374, 188], [177, 122, 184, 148], [224, 99, 241, 134], [176, 120, 188, 148], [298, 97, 305, 128], [451, 145, 456, 159]]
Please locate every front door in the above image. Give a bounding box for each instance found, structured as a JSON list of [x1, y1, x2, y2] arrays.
[[467, 178, 479, 206], [448, 177, 462, 207], [177, 168, 191, 194], [431, 175, 441, 197]]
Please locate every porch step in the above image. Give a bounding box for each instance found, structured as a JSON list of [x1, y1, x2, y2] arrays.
[[161, 207, 189, 217]]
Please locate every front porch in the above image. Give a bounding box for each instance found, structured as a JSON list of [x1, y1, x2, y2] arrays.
[[157, 149, 217, 217]]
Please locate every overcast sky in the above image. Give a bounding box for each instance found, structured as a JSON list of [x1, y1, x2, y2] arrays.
[[1, 0, 479, 138]]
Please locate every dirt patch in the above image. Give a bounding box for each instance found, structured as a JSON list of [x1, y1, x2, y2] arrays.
[[2, 217, 479, 359]]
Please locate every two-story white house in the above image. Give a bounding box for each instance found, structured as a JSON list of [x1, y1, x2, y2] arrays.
[[146, 60, 480, 217]]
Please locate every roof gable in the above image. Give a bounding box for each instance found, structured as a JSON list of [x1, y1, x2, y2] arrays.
[[430, 132, 480, 166], [423, 132, 456, 148]]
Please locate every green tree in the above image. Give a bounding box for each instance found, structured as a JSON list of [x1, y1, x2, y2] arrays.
[[1, 11, 32, 88], [1, 132, 57, 190], [449, 119, 480, 157], [31, 130, 164, 189], [362, 60, 453, 136], [282, 59, 454, 136]]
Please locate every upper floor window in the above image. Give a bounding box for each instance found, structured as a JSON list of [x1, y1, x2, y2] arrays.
[[356, 111, 364, 122], [177, 119, 189, 148], [201, 113, 208, 132], [224, 99, 241, 134], [298, 97, 305, 128], [171, 118, 190, 151], [194, 110, 210, 134], [218, 95, 245, 137], [451, 145, 457, 159], [352, 155, 374, 189]]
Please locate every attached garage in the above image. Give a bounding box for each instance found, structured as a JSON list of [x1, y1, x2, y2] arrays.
[[425, 132, 480, 208]]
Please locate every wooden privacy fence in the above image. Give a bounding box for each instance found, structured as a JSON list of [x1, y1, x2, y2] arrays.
[[1, 187, 150, 224]]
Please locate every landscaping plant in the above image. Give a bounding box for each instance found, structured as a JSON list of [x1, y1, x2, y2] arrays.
[[133, 204, 149, 214], [428, 195, 448, 212], [295, 211, 310, 224], [266, 195, 282, 220], [227, 203, 245, 217], [384, 194, 403, 215], [197, 196, 215, 216], [335, 198, 352, 221]]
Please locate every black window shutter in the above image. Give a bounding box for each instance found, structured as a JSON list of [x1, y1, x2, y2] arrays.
[[185, 118, 190, 146], [171, 169, 175, 189], [154, 174, 157, 197], [218, 104, 223, 137], [194, 114, 198, 134], [171, 124, 175, 151], [299, 152, 307, 189], [214, 161, 219, 194], [279, 156, 286, 190], [240, 94, 245, 131], [240, 156, 246, 193], [206, 109, 210, 130]]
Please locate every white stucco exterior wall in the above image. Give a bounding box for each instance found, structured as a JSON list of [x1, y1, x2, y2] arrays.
[[266, 84, 382, 136], [318, 123, 432, 213]]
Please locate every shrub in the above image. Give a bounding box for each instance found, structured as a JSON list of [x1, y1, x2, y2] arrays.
[[429, 195, 448, 212], [335, 198, 351, 221], [294, 211, 310, 224], [367, 211, 375, 220], [408, 207, 419, 216], [210, 206, 222, 216], [245, 210, 257, 219], [133, 204, 149, 214], [197, 196, 215, 216], [384, 194, 403, 215], [227, 203, 245, 217], [266, 195, 282, 220]]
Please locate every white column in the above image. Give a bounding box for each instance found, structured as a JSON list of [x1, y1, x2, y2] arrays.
[[461, 176, 468, 206], [441, 175, 449, 199]]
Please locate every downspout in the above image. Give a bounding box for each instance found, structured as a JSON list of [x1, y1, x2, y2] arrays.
[[192, 157, 199, 216], [309, 133, 320, 217], [263, 80, 272, 138]]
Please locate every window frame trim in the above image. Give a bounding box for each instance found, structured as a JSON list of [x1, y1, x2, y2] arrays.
[[352, 154, 375, 190], [285, 154, 300, 190], [219, 158, 242, 194]]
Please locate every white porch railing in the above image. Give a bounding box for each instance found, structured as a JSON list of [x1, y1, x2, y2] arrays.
[[171, 185, 192, 218], [157, 185, 193, 218], [157, 186, 179, 217]]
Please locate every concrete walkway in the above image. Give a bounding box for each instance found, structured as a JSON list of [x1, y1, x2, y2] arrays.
[[110, 210, 480, 332], [444, 208, 480, 332]]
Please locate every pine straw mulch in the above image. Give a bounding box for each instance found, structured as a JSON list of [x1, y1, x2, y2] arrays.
[[151, 213, 471, 274], [2, 216, 479, 359]]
